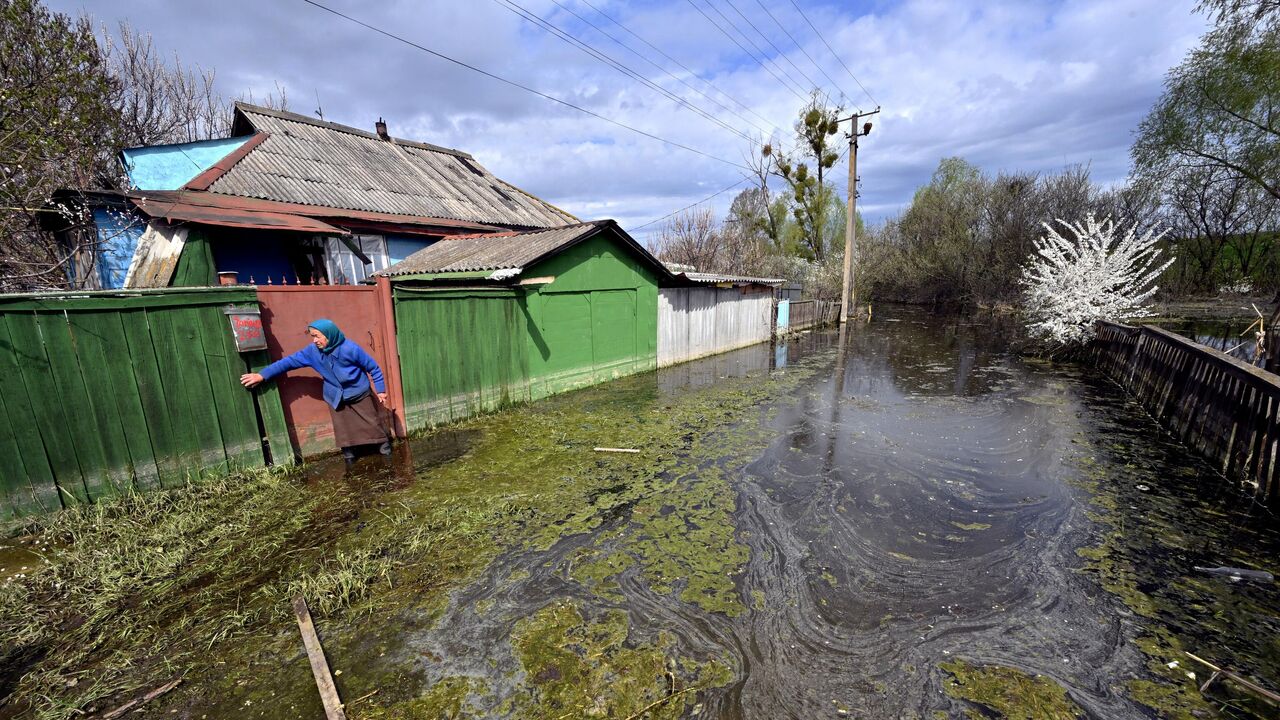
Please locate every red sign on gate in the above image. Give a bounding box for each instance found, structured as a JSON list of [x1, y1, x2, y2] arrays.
[[224, 305, 267, 352]]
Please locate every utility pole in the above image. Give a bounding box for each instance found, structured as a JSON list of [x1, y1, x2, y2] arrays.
[[839, 107, 879, 324]]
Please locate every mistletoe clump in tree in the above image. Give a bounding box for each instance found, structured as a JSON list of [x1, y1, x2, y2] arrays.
[[1020, 214, 1175, 345], [775, 94, 842, 262]]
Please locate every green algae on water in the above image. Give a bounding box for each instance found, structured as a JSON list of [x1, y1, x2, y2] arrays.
[[1065, 431, 1278, 719], [940, 660, 1083, 720], [511, 600, 727, 719]]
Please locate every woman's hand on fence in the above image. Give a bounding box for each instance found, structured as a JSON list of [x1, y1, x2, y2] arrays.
[[376, 391, 389, 405], [240, 372, 264, 389]]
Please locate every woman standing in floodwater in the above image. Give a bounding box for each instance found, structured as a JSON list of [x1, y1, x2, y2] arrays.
[[240, 318, 390, 463]]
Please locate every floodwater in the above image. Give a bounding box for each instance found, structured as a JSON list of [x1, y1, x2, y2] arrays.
[[1152, 317, 1262, 363], [142, 308, 1280, 718]]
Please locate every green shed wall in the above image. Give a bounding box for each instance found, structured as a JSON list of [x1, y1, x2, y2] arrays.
[[393, 233, 659, 431], [0, 288, 292, 520]]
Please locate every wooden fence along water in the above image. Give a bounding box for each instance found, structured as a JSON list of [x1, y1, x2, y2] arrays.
[[780, 299, 840, 334], [657, 287, 774, 367], [1091, 321, 1280, 505], [0, 287, 291, 519]]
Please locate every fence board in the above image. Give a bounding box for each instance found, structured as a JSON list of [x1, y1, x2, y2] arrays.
[[0, 404, 29, 517], [1091, 321, 1280, 506], [96, 312, 162, 489], [0, 318, 58, 514], [174, 307, 230, 476], [66, 312, 135, 494], [145, 309, 208, 481], [245, 349, 295, 466], [12, 313, 90, 504], [120, 310, 182, 487], [0, 288, 287, 519], [42, 311, 119, 501], [196, 309, 257, 472]]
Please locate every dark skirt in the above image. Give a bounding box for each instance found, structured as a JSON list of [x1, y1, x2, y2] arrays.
[[329, 391, 389, 449]]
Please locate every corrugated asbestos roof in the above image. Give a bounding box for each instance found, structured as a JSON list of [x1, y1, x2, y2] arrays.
[[377, 221, 610, 275], [377, 220, 676, 284], [207, 104, 577, 229], [679, 271, 785, 286]]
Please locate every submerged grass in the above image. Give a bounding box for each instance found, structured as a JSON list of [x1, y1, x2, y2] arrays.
[[0, 468, 312, 714], [0, 347, 834, 718], [0, 460, 496, 718], [1067, 426, 1280, 720], [940, 660, 1083, 720]]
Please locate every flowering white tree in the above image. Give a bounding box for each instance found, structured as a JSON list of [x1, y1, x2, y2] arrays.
[[1021, 214, 1175, 345]]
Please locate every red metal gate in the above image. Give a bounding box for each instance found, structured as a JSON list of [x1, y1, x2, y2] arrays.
[[255, 277, 405, 457]]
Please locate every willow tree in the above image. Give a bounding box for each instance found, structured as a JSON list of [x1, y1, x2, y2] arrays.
[[1133, 0, 1280, 201]]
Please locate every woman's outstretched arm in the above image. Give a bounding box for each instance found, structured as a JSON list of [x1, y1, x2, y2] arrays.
[[241, 347, 311, 388]]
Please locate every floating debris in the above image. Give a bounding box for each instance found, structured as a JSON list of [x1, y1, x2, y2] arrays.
[[1193, 566, 1274, 583]]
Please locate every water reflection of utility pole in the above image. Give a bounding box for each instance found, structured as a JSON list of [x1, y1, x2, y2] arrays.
[[824, 321, 851, 477]]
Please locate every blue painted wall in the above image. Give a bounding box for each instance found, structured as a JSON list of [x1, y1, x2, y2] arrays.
[[94, 208, 146, 288], [386, 235, 434, 265], [122, 136, 251, 191]]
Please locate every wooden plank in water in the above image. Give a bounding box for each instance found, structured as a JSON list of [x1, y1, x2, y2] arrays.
[[292, 596, 347, 720]]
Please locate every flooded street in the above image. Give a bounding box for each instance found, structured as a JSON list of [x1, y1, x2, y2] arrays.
[[9, 308, 1278, 720], [315, 307, 1277, 719]]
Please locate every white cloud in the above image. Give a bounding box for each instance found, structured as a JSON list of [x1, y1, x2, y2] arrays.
[[48, 0, 1209, 240]]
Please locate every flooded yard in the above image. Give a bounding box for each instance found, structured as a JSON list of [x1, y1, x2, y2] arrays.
[[3, 308, 1279, 719]]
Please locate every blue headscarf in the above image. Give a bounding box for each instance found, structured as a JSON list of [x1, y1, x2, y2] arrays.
[[307, 318, 346, 355]]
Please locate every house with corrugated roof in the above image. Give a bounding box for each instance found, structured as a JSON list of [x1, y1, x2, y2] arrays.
[[372, 219, 678, 429], [54, 102, 578, 288]]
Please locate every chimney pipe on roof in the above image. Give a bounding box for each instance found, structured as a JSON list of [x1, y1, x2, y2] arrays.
[[375, 117, 389, 141]]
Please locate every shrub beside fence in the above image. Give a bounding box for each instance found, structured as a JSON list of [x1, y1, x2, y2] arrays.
[[1091, 321, 1280, 505], [0, 287, 290, 520]]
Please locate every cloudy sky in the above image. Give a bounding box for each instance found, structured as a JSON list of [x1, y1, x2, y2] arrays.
[[49, 0, 1208, 241]]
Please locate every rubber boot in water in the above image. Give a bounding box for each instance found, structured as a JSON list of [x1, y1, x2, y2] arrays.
[[379, 441, 392, 456]]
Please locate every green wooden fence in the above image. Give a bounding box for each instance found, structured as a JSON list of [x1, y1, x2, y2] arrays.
[[0, 287, 291, 520], [393, 233, 659, 431]]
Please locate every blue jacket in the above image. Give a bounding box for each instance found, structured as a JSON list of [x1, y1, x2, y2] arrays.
[[260, 341, 386, 409]]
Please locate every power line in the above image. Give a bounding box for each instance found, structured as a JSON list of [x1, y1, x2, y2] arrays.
[[787, 0, 878, 107], [633, 177, 749, 231], [684, 0, 807, 102], [703, 0, 811, 98], [578, 0, 781, 136], [751, 0, 852, 108], [723, 0, 825, 99], [545, 0, 772, 137], [299, 0, 750, 171], [496, 0, 754, 144]]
